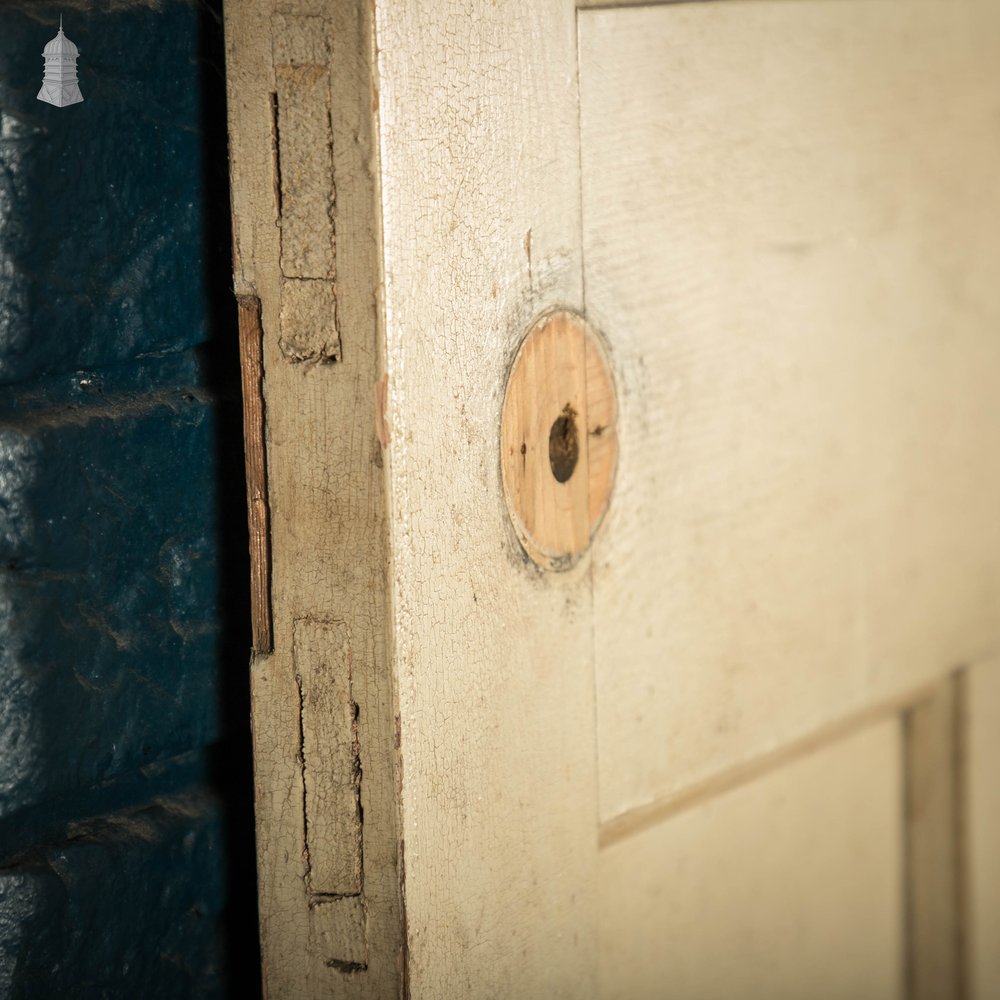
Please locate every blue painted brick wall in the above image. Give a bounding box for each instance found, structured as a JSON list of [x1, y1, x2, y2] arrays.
[[0, 3, 257, 996], [0, 792, 226, 998], [0, 6, 212, 381], [0, 357, 222, 812]]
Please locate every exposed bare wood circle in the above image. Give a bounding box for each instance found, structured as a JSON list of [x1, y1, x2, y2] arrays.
[[501, 310, 618, 571]]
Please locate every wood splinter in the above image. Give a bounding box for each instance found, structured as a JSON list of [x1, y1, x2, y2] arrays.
[[237, 294, 274, 654]]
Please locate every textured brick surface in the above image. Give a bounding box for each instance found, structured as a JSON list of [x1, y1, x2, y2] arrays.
[[0, 792, 226, 999], [0, 5, 212, 384], [0, 356, 221, 814], [0, 3, 256, 996]]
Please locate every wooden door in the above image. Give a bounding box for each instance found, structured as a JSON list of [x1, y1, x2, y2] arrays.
[[223, 0, 1000, 996]]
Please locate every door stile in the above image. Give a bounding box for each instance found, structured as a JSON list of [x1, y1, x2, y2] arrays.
[[224, 1, 405, 995], [371, 1, 602, 995]]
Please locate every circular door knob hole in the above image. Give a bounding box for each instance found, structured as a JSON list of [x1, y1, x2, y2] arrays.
[[500, 310, 617, 571]]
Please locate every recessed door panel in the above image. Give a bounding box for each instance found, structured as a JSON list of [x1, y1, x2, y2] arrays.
[[581, 1, 1000, 822]]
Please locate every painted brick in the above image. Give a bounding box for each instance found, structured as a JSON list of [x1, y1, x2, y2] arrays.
[[0, 357, 222, 815], [0, 5, 212, 384], [0, 791, 226, 998], [0, 1, 258, 992]]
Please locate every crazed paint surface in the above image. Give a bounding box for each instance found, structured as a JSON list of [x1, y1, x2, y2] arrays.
[[0, 3, 253, 996]]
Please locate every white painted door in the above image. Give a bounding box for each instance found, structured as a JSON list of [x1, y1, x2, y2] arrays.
[[225, 1, 1000, 996]]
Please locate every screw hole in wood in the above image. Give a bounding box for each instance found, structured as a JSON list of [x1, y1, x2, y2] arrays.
[[549, 405, 579, 483]]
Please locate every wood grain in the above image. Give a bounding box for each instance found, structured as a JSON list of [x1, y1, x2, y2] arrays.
[[225, 0, 1000, 993], [278, 278, 340, 364], [294, 618, 363, 898], [600, 674, 941, 849], [599, 720, 903, 1000], [372, 0, 600, 994], [224, 1, 403, 994], [271, 12, 335, 281], [904, 676, 968, 1000], [500, 310, 617, 571], [580, 0, 1000, 824], [236, 294, 272, 655], [965, 657, 1000, 1000]]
